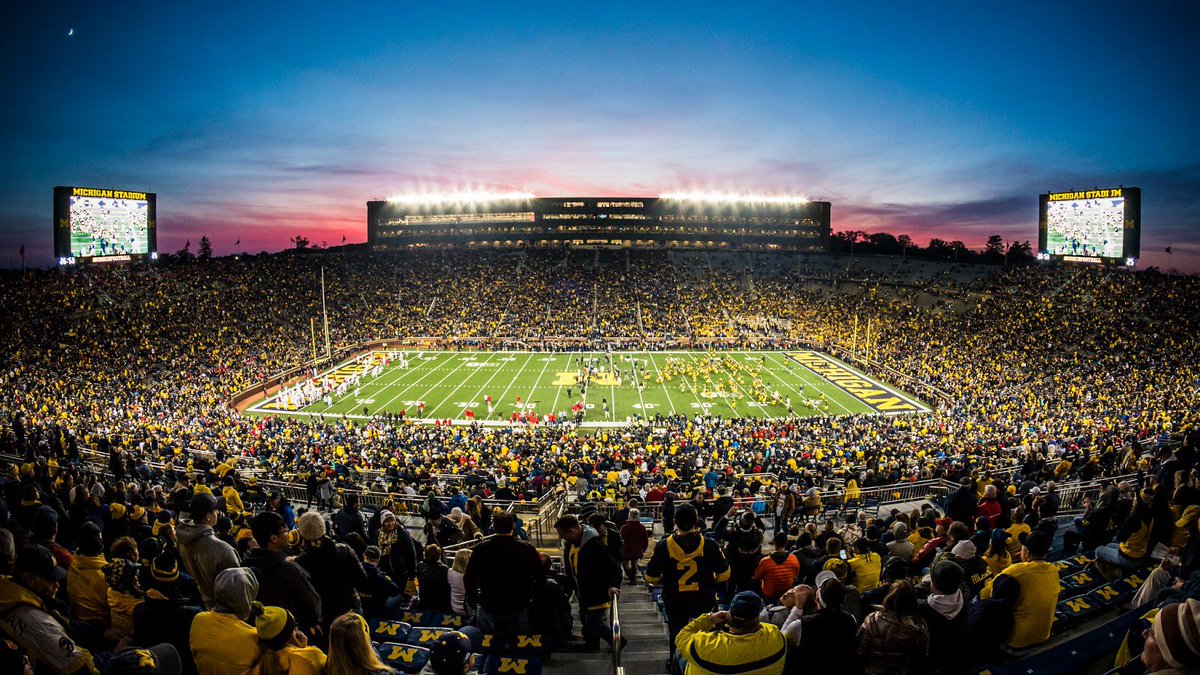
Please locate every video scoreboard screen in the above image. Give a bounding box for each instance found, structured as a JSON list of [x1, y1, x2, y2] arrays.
[[1038, 187, 1140, 266], [53, 186, 157, 265]]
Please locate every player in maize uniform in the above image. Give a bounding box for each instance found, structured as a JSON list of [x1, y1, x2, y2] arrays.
[[645, 504, 731, 651]]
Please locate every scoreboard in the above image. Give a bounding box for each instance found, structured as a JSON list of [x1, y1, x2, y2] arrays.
[[54, 186, 157, 265], [1038, 187, 1140, 266]]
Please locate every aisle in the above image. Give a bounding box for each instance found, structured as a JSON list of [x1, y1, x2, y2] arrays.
[[541, 584, 671, 675]]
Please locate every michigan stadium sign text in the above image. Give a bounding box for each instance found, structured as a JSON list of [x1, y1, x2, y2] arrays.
[[71, 187, 148, 200], [1047, 188, 1122, 202], [786, 351, 921, 413]]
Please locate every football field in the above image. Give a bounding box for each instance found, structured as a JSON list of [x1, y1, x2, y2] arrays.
[[246, 350, 930, 427]]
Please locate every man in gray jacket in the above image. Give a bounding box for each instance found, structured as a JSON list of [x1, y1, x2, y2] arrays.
[[176, 493, 239, 609]]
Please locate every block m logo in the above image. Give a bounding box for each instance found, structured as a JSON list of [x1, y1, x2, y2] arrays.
[[498, 658, 530, 674]]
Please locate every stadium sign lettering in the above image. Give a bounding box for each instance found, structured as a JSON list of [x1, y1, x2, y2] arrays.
[[70, 187, 148, 200], [1047, 188, 1122, 202], [786, 352, 921, 413]]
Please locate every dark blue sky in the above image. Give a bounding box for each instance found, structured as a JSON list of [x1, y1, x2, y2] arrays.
[[3, 1, 1198, 270]]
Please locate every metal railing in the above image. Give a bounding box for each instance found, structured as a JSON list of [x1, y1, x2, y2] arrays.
[[610, 593, 623, 675]]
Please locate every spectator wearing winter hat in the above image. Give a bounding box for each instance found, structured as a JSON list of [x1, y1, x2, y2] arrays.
[[243, 511, 322, 633], [176, 493, 239, 610], [1143, 598, 1200, 673], [133, 552, 202, 675], [887, 522, 915, 563], [295, 511, 367, 632], [676, 590, 786, 675], [67, 521, 111, 625], [105, 558, 145, 639], [977, 529, 1058, 649], [948, 540, 989, 598], [447, 507, 481, 540], [920, 561, 968, 674], [189, 567, 264, 675], [252, 604, 327, 675]]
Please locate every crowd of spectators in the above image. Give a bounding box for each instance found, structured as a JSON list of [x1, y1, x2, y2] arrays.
[[0, 249, 1198, 674]]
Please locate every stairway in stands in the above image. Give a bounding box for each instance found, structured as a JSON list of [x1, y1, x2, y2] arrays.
[[542, 584, 670, 675]]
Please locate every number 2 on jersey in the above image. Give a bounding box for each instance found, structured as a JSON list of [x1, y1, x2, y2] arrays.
[[676, 557, 699, 592]]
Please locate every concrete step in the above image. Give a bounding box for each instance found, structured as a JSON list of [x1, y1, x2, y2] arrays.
[[543, 588, 671, 675]]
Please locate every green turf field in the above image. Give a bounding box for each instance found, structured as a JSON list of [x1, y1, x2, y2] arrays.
[[246, 350, 929, 426]]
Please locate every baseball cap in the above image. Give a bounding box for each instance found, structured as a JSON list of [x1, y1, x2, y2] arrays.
[[106, 644, 182, 675], [814, 569, 838, 589], [1020, 530, 1051, 557], [728, 591, 764, 621], [427, 630, 473, 675], [16, 545, 67, 582], [930, 560, 964, 594]]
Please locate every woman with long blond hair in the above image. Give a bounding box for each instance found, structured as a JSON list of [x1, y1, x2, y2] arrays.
[[325, 612, 394, 675], [447, 549, 471, 616]]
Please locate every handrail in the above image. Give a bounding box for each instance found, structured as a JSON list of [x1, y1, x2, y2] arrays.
[[610, 591, 622, 674]]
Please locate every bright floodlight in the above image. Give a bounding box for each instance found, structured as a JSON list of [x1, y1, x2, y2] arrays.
[[658, 192, 809, 204], [387, 191, 535, 204]]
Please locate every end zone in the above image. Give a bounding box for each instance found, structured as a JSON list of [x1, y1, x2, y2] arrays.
[[785, 351, 930, 414]]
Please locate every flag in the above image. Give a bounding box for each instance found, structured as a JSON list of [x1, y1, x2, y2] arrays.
[[1166, 246, 1173, 255], [341, 235, 347, 243], [185, 239, 190, 249], [234, 239, 240, 246], [18, 244, 24, 257]]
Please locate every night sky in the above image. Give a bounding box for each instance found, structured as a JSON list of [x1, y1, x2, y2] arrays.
[[2, 2, 1198, 271]]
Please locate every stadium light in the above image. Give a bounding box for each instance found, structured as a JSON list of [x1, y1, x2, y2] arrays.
[[387, 191, 535, 204], [1125, 257, 1136, 267], [658, 192, 809, 204]]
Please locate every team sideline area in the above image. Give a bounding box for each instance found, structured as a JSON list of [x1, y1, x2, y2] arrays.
[[247, 350, 927, 425]]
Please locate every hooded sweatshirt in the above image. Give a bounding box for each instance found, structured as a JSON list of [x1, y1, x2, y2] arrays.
[[242, 548, 322, 631], [176, 516, 240, 609], [921, 590, 967, 673], [190, 568, 264, 675], [564, 525, 622, 611]]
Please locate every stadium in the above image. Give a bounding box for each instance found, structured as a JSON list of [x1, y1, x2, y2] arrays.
[[3, 5, 1199, 675], [4, 213, 1199, 675]]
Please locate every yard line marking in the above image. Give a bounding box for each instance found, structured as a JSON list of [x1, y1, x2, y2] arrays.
[[521, 351, 557, 418], [547, 353, 570, 419], [648, 353, 678, 416], [492, 352, 538, 419], [376, 352, 474, 417], [424, 352, 502, 419]]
